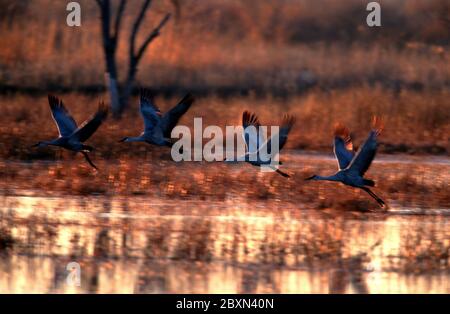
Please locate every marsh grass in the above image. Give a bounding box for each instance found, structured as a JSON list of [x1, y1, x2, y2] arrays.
[[0, 152, 448, 209], [1, 88, 449, 161], [0, 91, 448, 209]]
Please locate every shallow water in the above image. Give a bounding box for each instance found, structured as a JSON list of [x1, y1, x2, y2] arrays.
[[0, 194, 448, 294]]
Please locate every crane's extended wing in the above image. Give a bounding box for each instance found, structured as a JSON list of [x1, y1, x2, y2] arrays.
[[48, 95, 78, 137], [348, 117, 383, 176], [333, 123, 354, 170], [242, 111, 266, 154], [140, 89, 162, 135], [261, 114, 295, 156], [72, 102, 108, 142], [161, 93, 194, 138]]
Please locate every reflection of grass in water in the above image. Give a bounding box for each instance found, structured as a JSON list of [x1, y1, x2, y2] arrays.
[[0, 210, 448, 277], [143, 221, 172, 260], [0, 227, 14, 252], [172, 219, 213, 262], [295, 221, 345, 267], [390, 220, 449, 274]]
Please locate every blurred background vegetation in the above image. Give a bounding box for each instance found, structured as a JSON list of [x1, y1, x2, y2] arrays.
[[0, 0, 448, 93]]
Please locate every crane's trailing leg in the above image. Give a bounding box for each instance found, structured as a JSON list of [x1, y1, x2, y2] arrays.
[[361, 187, 385, 208], [275, 168, 290, 178], [267, 165, 290, 178], [82, 152, 98, 170]]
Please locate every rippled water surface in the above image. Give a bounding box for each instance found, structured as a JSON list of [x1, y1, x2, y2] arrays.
[[0, 194, 448, 293]]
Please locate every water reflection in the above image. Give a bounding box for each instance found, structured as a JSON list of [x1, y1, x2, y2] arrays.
[[0, 194, 448, 293]]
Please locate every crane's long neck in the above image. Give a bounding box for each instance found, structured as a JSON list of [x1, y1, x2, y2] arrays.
[[37, 139, 59, 147], [123, 136, 145, 143], [312, 174, 340, 182]]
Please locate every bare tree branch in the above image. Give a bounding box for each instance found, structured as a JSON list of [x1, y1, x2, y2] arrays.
[[135, 13, 171, 62], [113, 0, 127, 42], [130, 0, 152, 59], [98, 0, 111, 49]]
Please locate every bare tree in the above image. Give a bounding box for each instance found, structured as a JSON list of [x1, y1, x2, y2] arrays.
[[0, 0, 30, 26], [96, 0, 171, 118]]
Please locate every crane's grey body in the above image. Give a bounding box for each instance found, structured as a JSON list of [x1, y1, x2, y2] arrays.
[[35, 137, 93, 152], [306, 119, 386, 208], [312, 170, 366, 188], [225, 111, 295, 178], [32, 95, 108, 170], [120, 89, 194, 148], [121, 132, 170, 147]]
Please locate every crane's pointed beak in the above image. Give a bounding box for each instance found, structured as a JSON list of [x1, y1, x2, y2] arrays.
[[304, 175, 316, 181], [30, 143, 39, 148], [118, 137, 127, 143]]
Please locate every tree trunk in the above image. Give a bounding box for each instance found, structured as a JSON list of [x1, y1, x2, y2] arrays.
[[105, 72, 121, 118], [119, 60, 138, 115], [103, 46, 123, 118]]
